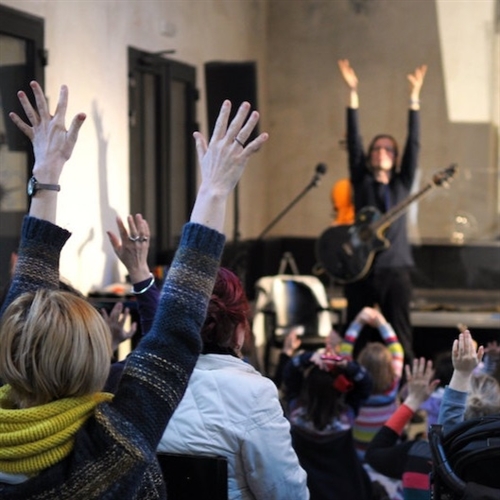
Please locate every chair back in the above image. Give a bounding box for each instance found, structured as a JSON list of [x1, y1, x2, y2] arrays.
[[157, 452, 228, 500], [253, 274, 335, 374]]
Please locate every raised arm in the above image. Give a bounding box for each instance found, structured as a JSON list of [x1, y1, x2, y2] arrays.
[[1, 82, 85, 315], [107, 214, 159, 336], [9, 81, 86, 223], [191, 100, 267, 231], [448, 330, 484, 393], [338, 59, 359, 109], [369, 308, 404, 379], [438, 331, 484, 432], [407, 64, 427, 111], [114, 101, 269, 446], [338, 59, 366, 182], [365, 358, 438, 478]]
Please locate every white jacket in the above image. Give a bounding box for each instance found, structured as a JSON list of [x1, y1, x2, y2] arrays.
[[158, 353, 309, 500]]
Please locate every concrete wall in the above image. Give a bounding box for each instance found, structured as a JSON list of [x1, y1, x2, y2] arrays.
[[1, 0, 498, 293], [265, 0, 499, 244]]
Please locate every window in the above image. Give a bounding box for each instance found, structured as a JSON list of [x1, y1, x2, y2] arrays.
[[0, 4, 45, 290], [128, 48, 197, 266]]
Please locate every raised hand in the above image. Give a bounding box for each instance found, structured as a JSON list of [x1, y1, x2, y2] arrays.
[[107, 214, 151, 284], [449, 330, 484, 392], [403, 357, 439, 411], [282, 327, 303, 357], [452, 330, 483, 375], [408, 64, 427, 102], [9, 81, 86, 183], [190, 100, 268, 231], [9, 81, 86, 223], [311, 351, 347, 372], [337, 59, 358, 91], [101, 302, 138, 352], [355, 307, 387, 328]]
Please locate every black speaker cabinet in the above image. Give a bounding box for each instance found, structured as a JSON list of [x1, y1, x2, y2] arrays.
[[204, 61, 258, 142]]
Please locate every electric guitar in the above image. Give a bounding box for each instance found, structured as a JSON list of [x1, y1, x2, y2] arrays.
[[316, 164, 458, 284]]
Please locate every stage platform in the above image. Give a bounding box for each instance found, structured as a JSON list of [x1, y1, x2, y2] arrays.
[[409, 287, 500, 359], [411, 310, 499, 329]]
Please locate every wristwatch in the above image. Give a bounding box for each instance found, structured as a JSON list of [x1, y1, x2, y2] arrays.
[[27, 176, 61, 196]]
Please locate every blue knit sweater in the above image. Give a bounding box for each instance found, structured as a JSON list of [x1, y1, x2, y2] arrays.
[[0, 216, 224, 499]]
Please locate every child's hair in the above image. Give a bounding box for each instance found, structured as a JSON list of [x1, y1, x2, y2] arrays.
[[357, 342, 394, 394], [0, 289, 112, 408], [464, 373, 500, 420], [302, 366, 346, 431]]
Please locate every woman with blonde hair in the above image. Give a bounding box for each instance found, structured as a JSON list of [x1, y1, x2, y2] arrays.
[[0, 80, 268, 498]]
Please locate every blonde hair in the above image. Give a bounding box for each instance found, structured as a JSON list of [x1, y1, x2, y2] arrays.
[[357, 342, 395, 394], [464, 374, 500, 421], [0, 289, 112, 408]]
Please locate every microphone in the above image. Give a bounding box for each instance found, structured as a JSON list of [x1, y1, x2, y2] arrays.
[[312, 162, 328, 186]]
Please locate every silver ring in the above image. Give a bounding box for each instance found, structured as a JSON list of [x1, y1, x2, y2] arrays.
[[139, 236, 148, 242], [234, 137, 245, 148], [128, 235, 140, 242]]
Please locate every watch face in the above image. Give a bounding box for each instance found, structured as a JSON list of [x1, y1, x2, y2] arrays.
[[27, 177, 36, 196]]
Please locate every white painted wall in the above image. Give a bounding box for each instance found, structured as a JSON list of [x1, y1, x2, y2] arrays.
[[0, 0, 269, 293]]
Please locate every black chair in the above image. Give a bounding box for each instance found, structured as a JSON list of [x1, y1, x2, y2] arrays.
[[290, 425, 372, 500], [253, 274, 335, 375], [157, 452, 228, 500], [429, 417, 500, 500]]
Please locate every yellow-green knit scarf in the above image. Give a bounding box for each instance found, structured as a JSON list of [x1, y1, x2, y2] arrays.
[[0, 385, 113, 476]]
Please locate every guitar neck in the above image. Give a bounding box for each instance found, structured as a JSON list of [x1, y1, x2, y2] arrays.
[[372, 182, 435, 232]]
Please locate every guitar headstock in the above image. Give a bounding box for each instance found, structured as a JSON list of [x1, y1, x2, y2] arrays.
[[433, 163, 458, 188]]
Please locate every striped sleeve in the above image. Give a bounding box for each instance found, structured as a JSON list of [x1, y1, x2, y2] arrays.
[[338, 320, 362, 359], [379, 323, 404, 379]]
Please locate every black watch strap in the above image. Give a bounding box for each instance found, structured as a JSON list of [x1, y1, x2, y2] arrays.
[[27, 176, 61, 196]]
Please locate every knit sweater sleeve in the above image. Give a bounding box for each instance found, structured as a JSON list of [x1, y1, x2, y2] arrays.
[[132, 279, 161, 336], [0, 216, 71, 317], [112, 222, 225, 447]]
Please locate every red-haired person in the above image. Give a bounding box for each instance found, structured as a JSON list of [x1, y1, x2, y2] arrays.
[[157, 267, 309, 499], [108, 222, 309, 498]]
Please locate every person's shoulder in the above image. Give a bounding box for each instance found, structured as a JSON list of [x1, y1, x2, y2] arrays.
[[190, 357, 282, 422], [194, 355, 271, 390]]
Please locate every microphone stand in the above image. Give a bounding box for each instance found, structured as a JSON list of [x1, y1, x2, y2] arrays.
[[257, 172, 324, 240], [232, 169, 324, 300]]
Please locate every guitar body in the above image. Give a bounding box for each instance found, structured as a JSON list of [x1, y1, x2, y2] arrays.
[[316, 206, 389, 284], [317, 165, 457, 284]]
